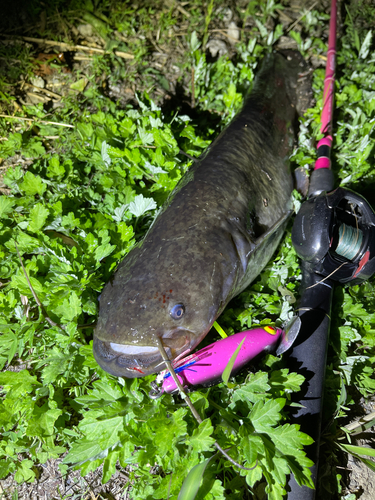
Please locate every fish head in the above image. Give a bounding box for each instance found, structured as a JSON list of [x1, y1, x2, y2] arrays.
[[93, 248, 222, 378]]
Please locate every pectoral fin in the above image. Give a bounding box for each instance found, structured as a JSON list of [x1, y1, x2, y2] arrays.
[[253, 210, 292, 248]]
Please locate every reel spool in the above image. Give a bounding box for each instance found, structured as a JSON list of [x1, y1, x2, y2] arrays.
[[292, 187, 375, 285]]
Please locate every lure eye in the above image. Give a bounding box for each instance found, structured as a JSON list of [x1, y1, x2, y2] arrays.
[[170, 304, 185, 320]]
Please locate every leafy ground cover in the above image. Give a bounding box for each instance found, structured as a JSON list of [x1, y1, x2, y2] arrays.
[[1, 0, 375, 499]]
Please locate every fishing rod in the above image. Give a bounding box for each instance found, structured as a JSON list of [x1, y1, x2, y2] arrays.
[[286, 0, 375, 497]]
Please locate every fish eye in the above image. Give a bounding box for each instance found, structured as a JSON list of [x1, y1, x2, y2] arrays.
[[170, 304, 185, 320]]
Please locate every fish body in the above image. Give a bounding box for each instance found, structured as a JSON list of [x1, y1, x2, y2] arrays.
[[94, 50, 309, 378]]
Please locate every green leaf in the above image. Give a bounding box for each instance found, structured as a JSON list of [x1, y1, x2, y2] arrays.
[[269, 369, 305, 394], [47, 156, 65, 178], [101, 140, 111, 168], [150, 407, 188, 457], [79, 343, 101, 370], [14, 459, 36, 483], [231, 371, 270, 405], [212, 321, 227, 338], [70, 78, 88, 92], [117, 222, 134, 242], [190, 31, 201, 53], [359, 30, 372, 59], [0, 196, 15, 218], [102, 449, 121, 483], [255, 19, 268, 38], [355, 457, 375, 473], [338, 444, 375, 474], [0, 370, 41, 398], [55, 292, 82, 322], [11, 231, 44, 253], [223, 83, 242, 111], [188, 419, 215, 453], [128, 194, 157, 217], [79, 415, 125, 452], [94, 243, 116, 262], [250, 398, 285, 432], [0, 459, 16, 480], [26, 403, 62, 446], [0, 132, 22, 157], [76, 379, 124, 405], [24, 138, 45, 158], [145, 161, 166, 176], [77, 122, 93, 139], [64, 439, 104, 465], [222, 337, 245, 385], [28, 203, 49, 232], [245, 463, 263, 488], [138, 126, 154, 145], [41, 348, 71, 384], [19, 171, 46, 196], [339, 442, 375, 459], [178, 455, 215, 500], [241, 431, 263, 466]]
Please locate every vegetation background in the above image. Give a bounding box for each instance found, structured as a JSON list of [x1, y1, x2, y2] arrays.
[[0, 0, 375, 499]]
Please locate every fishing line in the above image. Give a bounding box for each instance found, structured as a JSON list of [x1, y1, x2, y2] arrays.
[[334, 222, 363, 259], [305, 261, 348, 289], [331, 203, 363, 260]]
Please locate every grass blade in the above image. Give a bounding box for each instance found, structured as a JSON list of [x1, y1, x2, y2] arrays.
[[177, 455, 215, 500], [222, 338, 245, 386]]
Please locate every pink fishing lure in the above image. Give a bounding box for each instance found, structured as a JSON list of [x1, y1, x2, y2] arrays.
[[149, 318, 300, 397]]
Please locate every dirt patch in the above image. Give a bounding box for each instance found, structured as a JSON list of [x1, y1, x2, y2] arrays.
[[0, 457, 132, 500]]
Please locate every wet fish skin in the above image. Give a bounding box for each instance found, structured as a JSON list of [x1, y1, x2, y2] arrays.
[[94, 50, 310, 378]]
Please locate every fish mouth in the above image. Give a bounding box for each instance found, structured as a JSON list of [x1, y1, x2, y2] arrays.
[[93, 328, 196, 378]]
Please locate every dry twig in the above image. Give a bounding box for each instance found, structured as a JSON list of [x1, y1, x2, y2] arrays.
[[191, 66, 195, 109], [0, 114, 74, 128], [287, 1, 319, 33], [26, 92, 47, 102], [0, 35, 134, 60], [23, 82, 62, 100], [343, 411, 375, 434]]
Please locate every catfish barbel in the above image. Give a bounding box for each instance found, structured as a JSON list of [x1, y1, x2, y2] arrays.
[[93, 50, 310, 378]]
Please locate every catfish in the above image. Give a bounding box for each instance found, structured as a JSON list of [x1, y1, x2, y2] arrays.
[[93, 50, 311, 378]]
